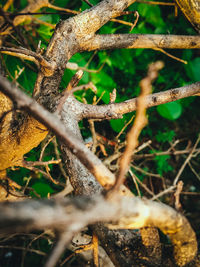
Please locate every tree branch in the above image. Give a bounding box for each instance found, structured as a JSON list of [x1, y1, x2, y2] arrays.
[[1, 1, 199, 266], [0, 75, 115, 189], [0, 73, 198, 266], [2, 75, 199, 189], [0, 195, 197, 266], [80, 82, 200, 119], [83, 34, 200, 51], [112, 61, 164, 192]]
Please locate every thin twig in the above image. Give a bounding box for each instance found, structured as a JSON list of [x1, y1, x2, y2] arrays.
[[56, 70, 83, 114], [82, 0, 93, 7], [52, 138, 69, 181], [129, 169, 141, 196], [153, 48, 187, 64], [44, 231, 74, 267], [39, 135, 55, 161], [151, 185, 176, 201], [21, 163, 62, 186], [136, 0, 175, 5], [3, 0, 13, 11], [131, 164, 163, 179], [131, 148, 200, 160], [23, 159, 61, 167], [174, 181, 183, 211], [173, 135, 200, 186], [89, 119, 98, 153], [188, 161, 200, 182], [116, 114, 135, 139], [130, 11, 139, 31], [103, 140, 151, 168], [129, 169, 155, 197], [111, 61, 164, 193], [0, 245, 46, 256]]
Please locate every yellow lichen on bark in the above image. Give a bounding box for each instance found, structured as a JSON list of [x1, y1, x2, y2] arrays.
[[0, 92, 48, 172], [175, 0, 200, 32]]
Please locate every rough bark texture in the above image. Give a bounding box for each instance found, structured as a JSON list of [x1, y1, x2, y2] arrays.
[[59, 98, 146, 266], [0, 0, 199, 266], [84, 34, 200, 50], [175, 0, 200, 33], [0, 194, 197, 266]]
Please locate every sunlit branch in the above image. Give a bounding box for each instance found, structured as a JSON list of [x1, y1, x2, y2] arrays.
[[0, 195, 197, 267], [0, 75, 116, 189], [80, 82, 200, 120], [83, 34, 200, 51]]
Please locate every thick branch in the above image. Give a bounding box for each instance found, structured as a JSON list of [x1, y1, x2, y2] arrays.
[[1, 1, 199, 266], [0, 75, 115, 188], [0, 195, 197, 266], [33, 0, 136, 104], [80, 82, 200, 119], [83, 34, 200, 51], [1, 75, 198, 265]]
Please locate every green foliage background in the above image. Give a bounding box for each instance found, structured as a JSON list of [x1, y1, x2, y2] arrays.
[[0, 0, 200, 265]]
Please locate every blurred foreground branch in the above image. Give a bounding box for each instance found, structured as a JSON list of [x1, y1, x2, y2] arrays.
[[0, 195, 197, 267]]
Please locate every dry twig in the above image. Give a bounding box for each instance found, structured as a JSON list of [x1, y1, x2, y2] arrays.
[[173, 135, 200, 186], [111, 61, 164, 193]]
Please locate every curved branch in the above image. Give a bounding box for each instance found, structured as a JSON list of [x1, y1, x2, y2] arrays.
[[0, 195, 197, 266], [33, 0, 136, 103], [0, 47, 54, 75], [83, 34, 200, 51], [175, 0, 200, 33], [0, 75, 198, 266], [80, 82, 200, 119]]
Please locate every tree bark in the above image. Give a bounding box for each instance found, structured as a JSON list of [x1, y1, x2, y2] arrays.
[[0, 0, 199, 266]]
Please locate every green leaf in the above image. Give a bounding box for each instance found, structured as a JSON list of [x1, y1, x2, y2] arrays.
[[110, 50, 135, 74], [110, 117, 126, 133], [3, 55, 36, 93], [91, 71, 116, 88], [154, 154, 173, 175], [35, 15, 53, 23], [91, 71, 116, 103], [96, 86, 110, 104], [156, 130, 175, 143], [31, 182, 54, 197], [137, 4, 165, 28], [186, 57, 200, 82], [110, 113, 133, 133], [69, 53, 88, 66], [18, 68, 37, 93], [157, 101, 182, 120], [20, 0, 28, 9], [37, 25, 53, 40]]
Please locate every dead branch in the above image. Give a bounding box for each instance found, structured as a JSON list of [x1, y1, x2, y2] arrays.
[[173, 135, 200, 186], [1, 1, 200, 266], [80, 82, 200, 120], [0, 73, 198, 266], [2, 75, 200, 190], [84, 34, 200, 51], [0, 195, 197, 266], [0, 47, 55, 75], [112, 61, 164, 192], [0, 75, 116, 189]]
